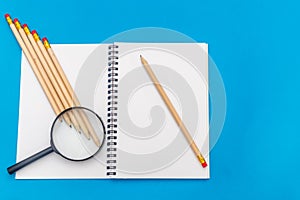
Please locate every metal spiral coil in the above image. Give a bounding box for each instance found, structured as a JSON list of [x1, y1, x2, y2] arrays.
[[107, 44, 118, 176]]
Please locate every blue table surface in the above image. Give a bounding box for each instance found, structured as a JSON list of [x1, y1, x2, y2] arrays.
[[1, 0, 299, 199]]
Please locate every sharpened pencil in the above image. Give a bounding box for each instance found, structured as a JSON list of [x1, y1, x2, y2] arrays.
[[140, 55, 207, 168], [5, 14, 101, 147], [42, 38, 100, 147], [29, 29, 90, 140], [4, 15, 72, 127]]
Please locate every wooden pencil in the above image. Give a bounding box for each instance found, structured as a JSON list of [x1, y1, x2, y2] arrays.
[[42, 38, 100, 146], [4, 15, 71, 127], [6, 14, 100, 146], [16, 20, 77, 128], [26, 28, 89, 139], [140, 55, 207, 168], [33, 33, 92, 142]]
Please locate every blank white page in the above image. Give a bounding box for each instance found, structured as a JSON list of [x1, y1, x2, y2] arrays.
[[115, 43, 209, 179]]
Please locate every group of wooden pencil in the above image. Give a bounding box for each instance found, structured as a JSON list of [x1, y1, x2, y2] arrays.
[[5, 14, 100, 147]]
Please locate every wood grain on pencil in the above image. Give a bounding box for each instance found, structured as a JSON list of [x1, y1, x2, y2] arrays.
[[23, 26, 86, 136], [140, 55, 207, 168], [5, 16, 72, 127], [5, 15, 101, 146], [29, 30, 91, 140], [42, 38, 101, 147], [5, 14, 101, 147]]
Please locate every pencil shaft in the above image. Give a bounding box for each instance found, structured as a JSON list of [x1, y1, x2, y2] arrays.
[[37, 41, 72, 103], [35, 40, 77, 112], [35, 40, 88, 133], [16, 27, 74, 127], [37, 41, 92, 138], [47, 48, 79, 103], [27, 34, 85, 136], [43, 40, 100, 146], [6, 20, 71, 126], [19, 29, 62, 111], [140, 56, 207, 167]]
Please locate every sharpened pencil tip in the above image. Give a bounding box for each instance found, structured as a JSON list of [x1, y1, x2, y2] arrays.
[[140, 55, 145, 62], [140, 55, 149, 65], [95, 140, 100, 147]]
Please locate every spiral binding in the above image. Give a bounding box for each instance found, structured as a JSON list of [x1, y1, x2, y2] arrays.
[[107, 44, 118, 176]]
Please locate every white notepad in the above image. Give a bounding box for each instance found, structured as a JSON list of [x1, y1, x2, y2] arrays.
[[15, 42, 209, 179]]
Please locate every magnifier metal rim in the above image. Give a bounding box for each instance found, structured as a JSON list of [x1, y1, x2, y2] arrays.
[[50, 106, 106, 162]]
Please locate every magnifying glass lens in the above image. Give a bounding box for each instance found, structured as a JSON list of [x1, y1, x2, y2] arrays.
[[52, 107, 105, 161], [7, 107, 105, 175]]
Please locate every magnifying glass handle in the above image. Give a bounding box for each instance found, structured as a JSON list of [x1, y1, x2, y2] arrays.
[[7, 147, 53, 174]]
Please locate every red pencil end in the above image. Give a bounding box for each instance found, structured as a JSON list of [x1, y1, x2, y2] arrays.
[[4, 14, 10, 18], [42, 37, 51, 48], [22, 24, 28, 28], [31, 30, 37, 35], [42, 37, 48, 42], [201, 161, 208, 168], [13, 18, 19, 23]]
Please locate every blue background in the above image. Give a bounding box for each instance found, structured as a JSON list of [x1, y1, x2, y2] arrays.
[[0, 0, 299, 199]]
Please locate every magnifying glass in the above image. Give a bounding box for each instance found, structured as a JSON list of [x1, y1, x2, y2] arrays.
[[7, 107, 105, 174]]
